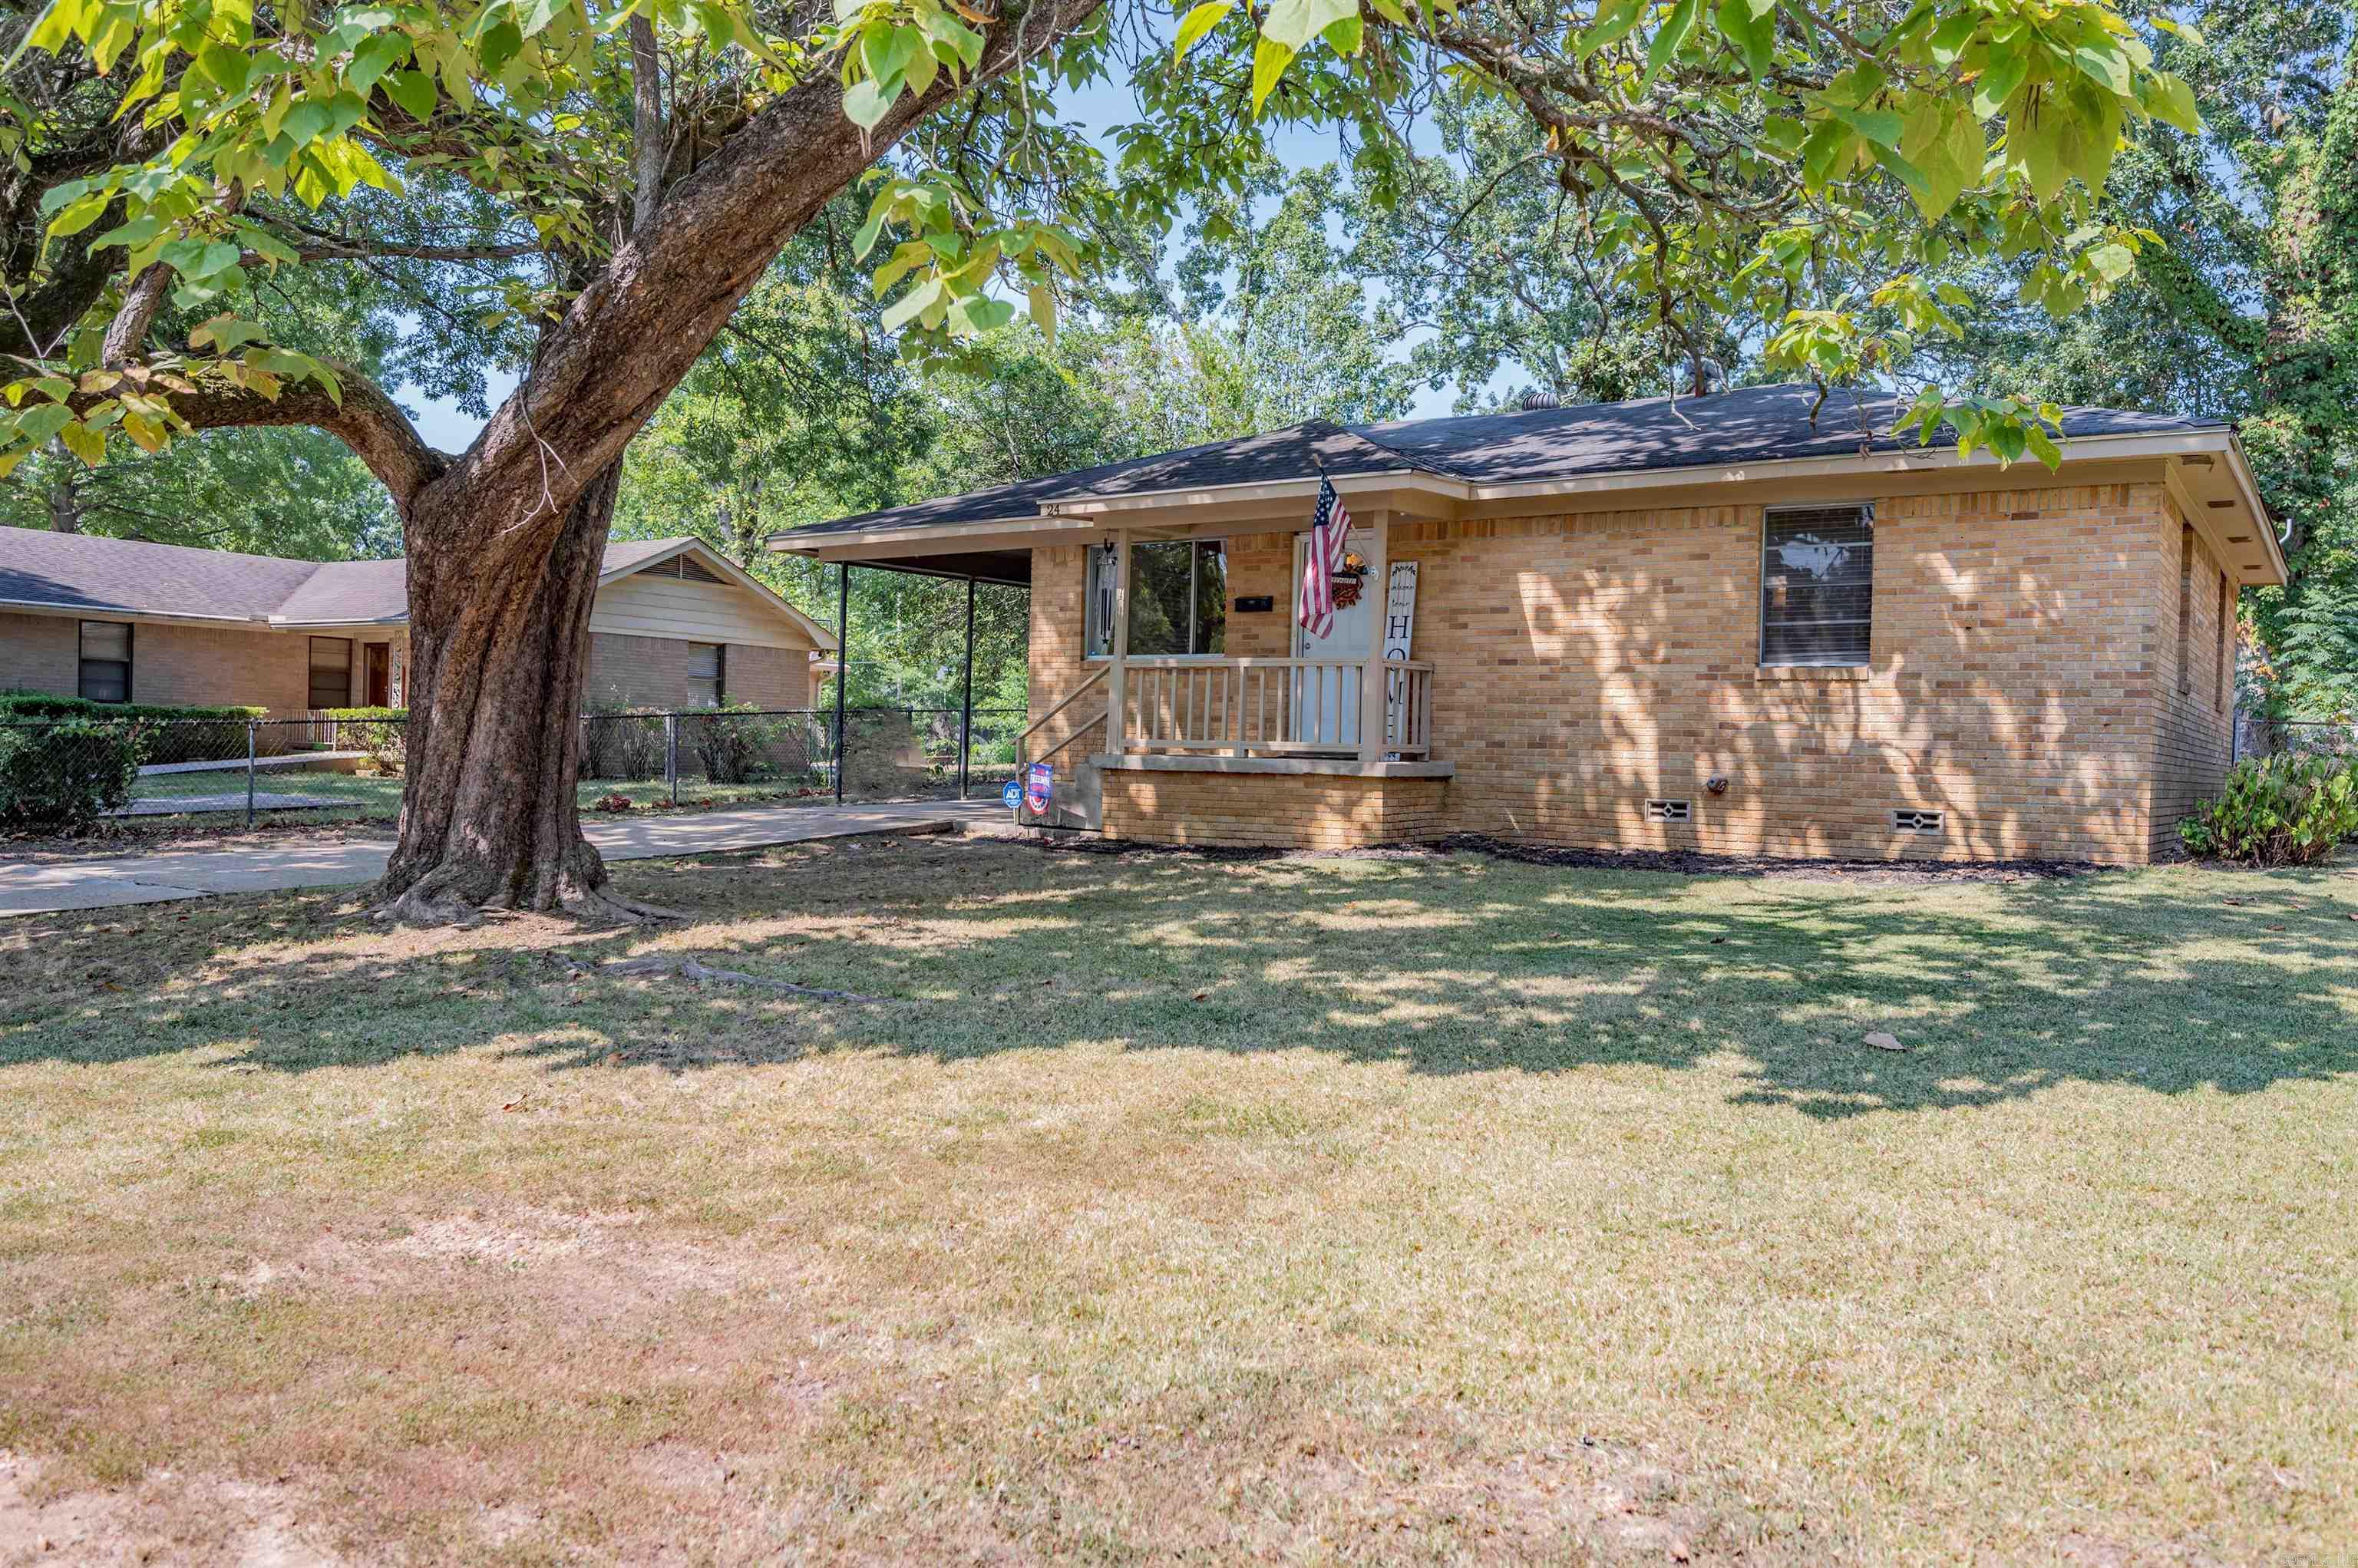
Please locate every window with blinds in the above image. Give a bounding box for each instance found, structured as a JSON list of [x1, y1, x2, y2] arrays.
[[78, 621, 131, 703], [308, 636, 352, 708], [685, 642, 724, 707], [1085, 540, 1227, 657], [1760, 503, 1874, 667]]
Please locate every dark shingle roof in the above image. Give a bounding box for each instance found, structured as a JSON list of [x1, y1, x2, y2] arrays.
[[0, 528, 706, 624], [784, 382, 2226, 542]]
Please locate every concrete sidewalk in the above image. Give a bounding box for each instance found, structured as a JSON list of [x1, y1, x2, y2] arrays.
[[0, 798, 1006, 916]]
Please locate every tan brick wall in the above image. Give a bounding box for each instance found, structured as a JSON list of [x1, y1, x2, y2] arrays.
[[716, 642, 810, 710], [2149, 504, 2236, 856], [0, 612, 77, 695], [1026, 543, 1099, 758], [1101, 770, 1449, 849], [1, 613, 409, 715], [1038, 475, 2215, 865]]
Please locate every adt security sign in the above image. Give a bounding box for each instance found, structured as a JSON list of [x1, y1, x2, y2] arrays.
[[1023, 761, 1054, 815], [1001, 778, 1022, 810]]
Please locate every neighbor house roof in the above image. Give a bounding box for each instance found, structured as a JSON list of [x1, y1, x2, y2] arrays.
[[0, 528, 837, 647]]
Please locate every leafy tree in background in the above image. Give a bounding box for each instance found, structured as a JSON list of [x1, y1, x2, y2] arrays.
[[1914, 2, 2353, 716], [0, 0, 2189, 919]]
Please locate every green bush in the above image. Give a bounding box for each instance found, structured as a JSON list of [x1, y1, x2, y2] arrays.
[[0, 692, 264, 765], [2178, 754, 2358, 866], [0, 719, 144, 827], [685, 704, 789, 784], [580, 708, 666, 781], [0, 692, 263, 723], [316, 706, 407, 771]]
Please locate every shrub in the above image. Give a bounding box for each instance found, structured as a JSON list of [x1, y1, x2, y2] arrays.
[[2179, 754, 2358, 866], [0, 720, 144, 827], [580, 708, 665, 781], [0, 693, 263, 766], [317, 706, 407, 771], [684, 704, 788, 784]]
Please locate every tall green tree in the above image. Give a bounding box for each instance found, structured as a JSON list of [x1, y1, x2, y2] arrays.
[[1915, 2, 2353, 715]]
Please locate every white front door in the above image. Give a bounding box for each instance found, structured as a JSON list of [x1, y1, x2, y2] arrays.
[[1292, 529, 1377, 748]]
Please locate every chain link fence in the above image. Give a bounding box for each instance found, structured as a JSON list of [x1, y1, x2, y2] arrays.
[[0, 706, 1025, 832], [2234, 714, 2357, 762]]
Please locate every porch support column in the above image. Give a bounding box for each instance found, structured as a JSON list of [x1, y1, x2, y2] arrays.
[[1356, 508, 1390, 764], [1104, 528, 1131, 754], [958, 574, 976, 800]]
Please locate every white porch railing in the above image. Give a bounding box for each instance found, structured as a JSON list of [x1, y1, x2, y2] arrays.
[[1117, 656, 1434, 758]]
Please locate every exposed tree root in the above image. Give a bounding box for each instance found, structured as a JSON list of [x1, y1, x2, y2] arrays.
[[557, 885, 693, 925], [593, 952, 890, 1003]]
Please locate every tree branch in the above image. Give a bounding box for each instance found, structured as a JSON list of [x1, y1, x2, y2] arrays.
[[70, 365, 453, 504], [429, 0, 1108, 535]]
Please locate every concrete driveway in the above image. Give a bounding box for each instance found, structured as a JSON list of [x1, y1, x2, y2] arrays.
[[0, 798, 1008, 916]]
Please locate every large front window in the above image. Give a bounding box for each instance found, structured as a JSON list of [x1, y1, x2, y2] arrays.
[[1759, 503, 1874, 667], [1086, 540, 1227, 658]]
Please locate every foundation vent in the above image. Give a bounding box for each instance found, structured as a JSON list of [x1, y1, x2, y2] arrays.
[[1646, 799, 1693, 824], [1891, 808, 1944, 834]]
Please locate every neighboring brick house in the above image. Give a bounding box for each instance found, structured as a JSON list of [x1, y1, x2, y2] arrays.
[[0, 530, 833, 717], [774, 384, 2282, 865]]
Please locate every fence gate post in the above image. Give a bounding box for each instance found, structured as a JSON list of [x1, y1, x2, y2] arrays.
[[245, 721, 257, 827], [665, 713, 679, 807]]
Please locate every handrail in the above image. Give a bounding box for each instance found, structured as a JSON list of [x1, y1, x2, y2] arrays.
[[1029, 708, 1106, 766], [1016, 665, 1108, 745], [1117, 655, 1434, 672]]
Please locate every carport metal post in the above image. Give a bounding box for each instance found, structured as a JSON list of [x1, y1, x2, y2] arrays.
[[245, 721, 256, 827], [958, 575, 976, 799], [834, 561, 850, 805]]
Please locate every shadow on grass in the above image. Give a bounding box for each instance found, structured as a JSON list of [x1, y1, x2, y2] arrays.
[[2, 837, 2353, 1119]]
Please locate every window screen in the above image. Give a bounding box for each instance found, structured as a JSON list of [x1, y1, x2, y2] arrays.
[[1086, 541, 1227, 657], [685, 642, 723, 707], [1760, 503, 1874, 667], [308, 636, 352, 708], [78, 621, 131, 703]]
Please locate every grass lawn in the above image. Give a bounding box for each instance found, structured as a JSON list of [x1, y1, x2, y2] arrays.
[[1, 837, 2353, 1563]]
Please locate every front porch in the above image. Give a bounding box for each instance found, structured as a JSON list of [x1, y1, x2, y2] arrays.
[[774, 465, 1462, 849]]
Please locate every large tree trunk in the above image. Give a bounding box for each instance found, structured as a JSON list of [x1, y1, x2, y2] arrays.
[[374, 459, 660, 923]]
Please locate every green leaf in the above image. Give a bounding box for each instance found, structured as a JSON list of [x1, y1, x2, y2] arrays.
[[1027, 282, 1057, 347], [2145, 71, 2198, 134], [385, 68, 438, 121], [1260, 0, 1354, 52], [1173, 0, 1233, 60], [1712, 0, 1772, 78], [46, 190, 107, 239], [1831, 104, 1904, 149], [14, 403, 75, 444], [1321, 12, 1362, 53], [2084, 240, 2134, 282], [197, 41, 250, 94], [1250, 34, 1294, 114], [1970, 47, 2026, 120], [58, 418, 106, 467], [879, 277, 942, 333], [2069, 40, 2130, 97], [2023, 423, 2062, 469], [1642, 0, 1698, 86], [1576, 0, 1645, 59], [844, 77, 898, 130]]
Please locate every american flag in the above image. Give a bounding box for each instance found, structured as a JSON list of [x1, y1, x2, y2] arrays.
[[1297, 474, 1352, 639]]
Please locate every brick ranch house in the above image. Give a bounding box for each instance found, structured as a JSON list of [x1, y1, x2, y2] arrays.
[[776, 383, 2284, 864], [0, 528, 835, 717]]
